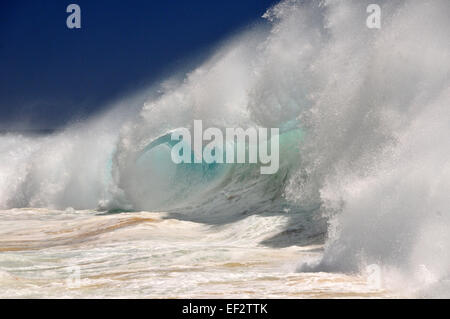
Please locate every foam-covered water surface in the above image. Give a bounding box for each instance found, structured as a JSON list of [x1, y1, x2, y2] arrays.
[[0, 208, 395, 298]]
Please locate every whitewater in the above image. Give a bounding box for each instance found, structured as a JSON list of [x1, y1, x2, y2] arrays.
[[0, 0, 449, 298]]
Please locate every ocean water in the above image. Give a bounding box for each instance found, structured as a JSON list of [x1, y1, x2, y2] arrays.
[[0, 208, 395, 298], [0, 0, 449, 298]]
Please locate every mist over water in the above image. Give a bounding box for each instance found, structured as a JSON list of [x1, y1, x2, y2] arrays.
[[0, 0, 449, 297]]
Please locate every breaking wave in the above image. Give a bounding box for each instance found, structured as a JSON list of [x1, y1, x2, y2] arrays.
[[0, 0, 449, 297]]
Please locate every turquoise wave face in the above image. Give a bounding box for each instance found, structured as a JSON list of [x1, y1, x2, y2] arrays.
[[125, 126, 303, 213]]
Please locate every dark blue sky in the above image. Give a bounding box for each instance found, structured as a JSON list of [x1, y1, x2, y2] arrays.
[[0, 0, 277, 130]]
